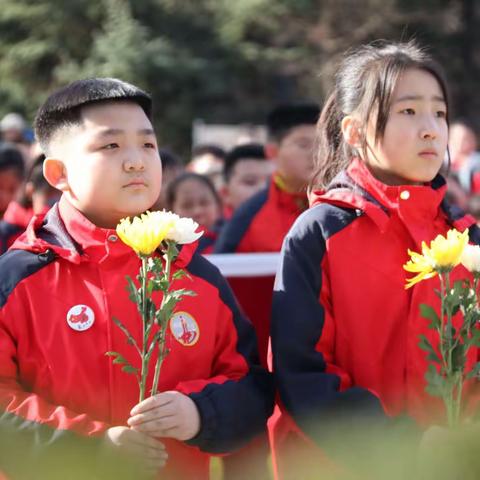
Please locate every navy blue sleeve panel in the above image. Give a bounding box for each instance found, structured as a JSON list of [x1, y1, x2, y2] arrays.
[[184, 253, 274, 453], [469, 224, 480, 245], [0, 249, 56, 308], [0, 222, 22, 255], [272, 204, 386, 446], [213, 187, 268, 253]]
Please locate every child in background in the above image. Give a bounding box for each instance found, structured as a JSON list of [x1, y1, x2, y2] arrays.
[[166, 172, 223, 254], [271, 41, 480, 479], [0, 154, 61, 254], [0, 78, 273, 479], [215, 104, 319, 254], [221, 143, 273, 219], [152, 148, 183, 210], [0, 144, 25, 219], [187, 144, 226, 192]]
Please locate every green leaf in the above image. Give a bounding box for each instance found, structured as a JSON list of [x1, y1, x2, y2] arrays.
[[466, 362, 480, 380], [418, 334, 435, 354], [451, 344, 466, 372], [172, 269, 188, 281], [105, 351, 128, 365], [121, 365, 138, 375], [424, 364, 445, 398], [112, 317, 140, 355], [419, 304, 441, 330]]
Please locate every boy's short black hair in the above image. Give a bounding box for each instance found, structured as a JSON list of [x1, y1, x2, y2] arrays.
[[267, 103, 320, 142], [191, 144, 226, 161], [224, 143, 266, 182], [0, 143, 25, 179], [34, 78, 152, 153]]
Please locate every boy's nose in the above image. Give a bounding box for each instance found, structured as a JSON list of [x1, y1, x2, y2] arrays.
[[123, 151, 145, 171]]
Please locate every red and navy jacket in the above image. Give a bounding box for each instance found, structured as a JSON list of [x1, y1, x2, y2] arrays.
[[271, 158, 480, 451], [214, 177, 307, 367], [0, 197, 274, 479], [0, 201, 36, 254], [214, 176, 308, 254]]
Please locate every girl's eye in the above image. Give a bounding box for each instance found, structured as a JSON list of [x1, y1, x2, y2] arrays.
[[401, 108, 415, 115], [102, 143, 119, 150], [436, 110, 447, 118], [144, 142, 156, 149]]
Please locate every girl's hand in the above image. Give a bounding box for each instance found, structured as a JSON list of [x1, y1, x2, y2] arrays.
[[128, 391, 201, 441]]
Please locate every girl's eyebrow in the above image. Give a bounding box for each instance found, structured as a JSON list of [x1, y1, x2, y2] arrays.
[[394, 94, 446, 103]]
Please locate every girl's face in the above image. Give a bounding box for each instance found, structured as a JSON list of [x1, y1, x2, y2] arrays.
[[172, 178, 221, 230], [365, 68, 448, 186]]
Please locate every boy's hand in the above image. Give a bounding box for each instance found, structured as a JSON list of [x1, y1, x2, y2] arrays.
[[105, 426, 168, 473], [128, 391, 201, 441]]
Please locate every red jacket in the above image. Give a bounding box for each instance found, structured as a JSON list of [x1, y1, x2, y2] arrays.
[[271, 159, 480, 469], [215, 178, 307, 367], [0, 197, 273, 479]]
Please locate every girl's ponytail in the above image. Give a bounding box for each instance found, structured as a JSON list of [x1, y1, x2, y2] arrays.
[[310, 92, 350, 190]]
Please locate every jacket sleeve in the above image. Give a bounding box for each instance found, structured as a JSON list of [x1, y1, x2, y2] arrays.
[[176, 259, 274, 453], [0, 303, 108, 442], [271, 206, 387, 448]]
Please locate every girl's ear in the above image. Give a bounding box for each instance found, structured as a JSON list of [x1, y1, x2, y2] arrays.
[[43, 158, 70, 192], [341, 116, 363, 148]]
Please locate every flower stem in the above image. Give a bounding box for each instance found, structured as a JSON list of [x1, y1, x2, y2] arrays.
[[151, 243, 173, 396], [139, 256, 149, 402]]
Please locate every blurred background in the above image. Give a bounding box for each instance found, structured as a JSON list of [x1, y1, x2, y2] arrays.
[[0, 0, 478, 157]]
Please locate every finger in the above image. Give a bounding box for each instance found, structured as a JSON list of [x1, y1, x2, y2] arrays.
[[131, 416, 178, 435], [127, 430, 167, 452], [128, 406, 176, 426], [130, 392, 175, 416]]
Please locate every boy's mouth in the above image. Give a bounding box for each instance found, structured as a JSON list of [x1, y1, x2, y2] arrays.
[[124, 178, 147, 187]]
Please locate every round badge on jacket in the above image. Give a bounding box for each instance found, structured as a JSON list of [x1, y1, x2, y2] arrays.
[[66, 305, 95, 331], [170, 312, 199, 346]]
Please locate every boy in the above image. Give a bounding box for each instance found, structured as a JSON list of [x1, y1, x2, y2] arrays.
[[0, 78, 273, 479], [214, 103, 319, 254], [222, 143, 273, 219], [214, 103, 320, 365]]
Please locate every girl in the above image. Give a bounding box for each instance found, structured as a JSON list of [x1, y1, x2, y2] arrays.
[[166, 172, 223, 254], [271, 41, 480, 478]]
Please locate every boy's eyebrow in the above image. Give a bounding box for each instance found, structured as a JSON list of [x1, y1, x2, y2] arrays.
[[394, 94, 446, 103], [95, 128, 156, 137]]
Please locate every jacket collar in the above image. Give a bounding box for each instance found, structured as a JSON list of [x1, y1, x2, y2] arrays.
[[12, 196, 198, 267], [270, 174, 308, 213], [310, 158, 476, 233]]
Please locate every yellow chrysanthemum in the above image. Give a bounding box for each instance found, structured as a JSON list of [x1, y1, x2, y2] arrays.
[[116, 211, 174, 256], [403, 228, 469, 289]]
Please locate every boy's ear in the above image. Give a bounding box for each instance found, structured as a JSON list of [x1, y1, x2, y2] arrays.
[[43, 158, 69, 192], [341, 116, 363, 148]]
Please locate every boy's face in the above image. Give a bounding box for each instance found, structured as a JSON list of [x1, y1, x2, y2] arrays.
[[0, 168, 22, 215], [273, 124, 316, 189], [224, 159, 273, 211], [47, 101, 162, 228]]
